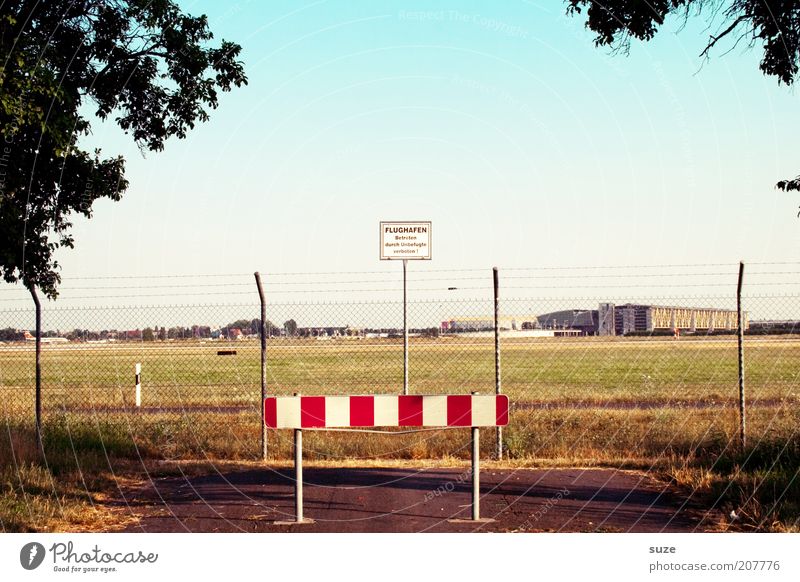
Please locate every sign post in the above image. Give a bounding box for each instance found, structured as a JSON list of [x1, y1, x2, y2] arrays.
[[403, 258, 408, 394], [380, 221, 431, 395], [493, 267, 502, 460]]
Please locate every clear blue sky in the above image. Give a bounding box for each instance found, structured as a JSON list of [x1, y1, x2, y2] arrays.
[[5, 0, 800, 306]]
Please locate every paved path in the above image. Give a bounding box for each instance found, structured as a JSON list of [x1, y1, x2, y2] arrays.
[[117, 466, 717, 533]]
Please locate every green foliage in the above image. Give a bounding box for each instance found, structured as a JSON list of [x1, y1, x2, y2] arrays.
[[565, 0, 800, 192], [221, 318, 278, 336], [284, 319, 298, 336], [566, 1, 800, 85], [0, 1, 247, 298], [0, 327, 23, 341]]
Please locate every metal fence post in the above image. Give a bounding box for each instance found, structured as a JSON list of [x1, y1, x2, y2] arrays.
[[254, 272, 267, 460], [493, 267, 502, 460], [737, 261, 746, 451], [30, 286, 42, 454]]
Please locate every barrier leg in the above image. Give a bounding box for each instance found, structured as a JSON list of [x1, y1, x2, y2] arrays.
[[448, 426, 494, 524], [274, 426, 313, 525], [295, 428, 303, 523], [472, 426, 480, 521]]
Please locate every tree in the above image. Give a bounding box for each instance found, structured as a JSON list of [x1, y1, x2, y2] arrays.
[[284, 319, 298, 336], [565, 1, 800, 191], [0, 1, 247, 298], [0, 327, 23, 341], [67, 328, 86, 341], [142, 327, 154, 341], [246, 318, 277, 336]]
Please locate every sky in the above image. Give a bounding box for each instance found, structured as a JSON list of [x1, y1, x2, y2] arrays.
[[2, 0, 800, 309]]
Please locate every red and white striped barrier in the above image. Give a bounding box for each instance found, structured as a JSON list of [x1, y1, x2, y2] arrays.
[[264, 394, 509, 429]]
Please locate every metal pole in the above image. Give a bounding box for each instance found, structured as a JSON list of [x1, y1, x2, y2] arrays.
[[737, 261, 746, 450], [472, 426, 480, 521], [403, 258, 409, 395], [30, 286, 42, 454], [254, 272, 267, 460], [493, 267, 502, 460], [295, 427, 303, 522], [135, 363, 141, 407]]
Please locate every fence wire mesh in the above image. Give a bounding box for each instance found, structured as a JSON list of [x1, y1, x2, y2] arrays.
[[0, 263, 798, 461]]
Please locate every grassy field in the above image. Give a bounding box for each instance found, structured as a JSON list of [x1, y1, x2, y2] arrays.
[[1, 336, 799, 411], [1, 335, 798, 531]]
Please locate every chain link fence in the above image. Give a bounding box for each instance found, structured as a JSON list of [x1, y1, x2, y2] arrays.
[[0, 264, 798, 461]]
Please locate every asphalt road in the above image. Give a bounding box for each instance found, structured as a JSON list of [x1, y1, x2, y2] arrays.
[[118, 466, 717, 533]]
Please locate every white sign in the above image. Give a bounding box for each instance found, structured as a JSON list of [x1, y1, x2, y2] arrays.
[[380, 221, 432, 260]]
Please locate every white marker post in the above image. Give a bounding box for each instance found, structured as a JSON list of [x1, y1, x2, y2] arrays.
[[379, 221, 432, 395], [135, 363, 141, 407]]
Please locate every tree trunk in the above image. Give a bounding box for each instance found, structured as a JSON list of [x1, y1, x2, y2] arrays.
[[29, 285, 42, 454]]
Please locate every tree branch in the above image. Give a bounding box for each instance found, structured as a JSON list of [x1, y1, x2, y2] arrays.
[[94, 46, 169, 78], [700, 15, 747, 59]]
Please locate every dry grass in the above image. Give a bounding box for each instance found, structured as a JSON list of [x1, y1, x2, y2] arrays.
[[666, 465, 800, 532], [2, 403, 798, 532], [0, 424, 139, 532], [1, 336, 798, 531]]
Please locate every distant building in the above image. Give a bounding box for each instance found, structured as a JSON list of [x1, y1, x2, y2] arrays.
[[598, 303, 615, 336], [442, 318, 494, 333], [534, 303, 748, 336], [441, 316, 533, 333], [611, 304, 747, 335], [749, 320, 800, 334], [296, 327, 363, 338], [119, 330, 142, 341], [412, 302, 748, 339], [535, 310, 599, 336]]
